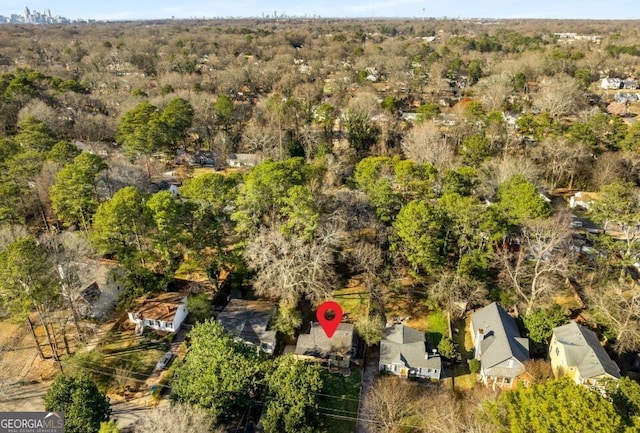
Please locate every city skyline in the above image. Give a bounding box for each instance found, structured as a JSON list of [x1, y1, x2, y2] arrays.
[[0, 1, 638, 21]]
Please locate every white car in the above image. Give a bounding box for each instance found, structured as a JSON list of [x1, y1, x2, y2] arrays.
[[156, 352, 175, 370]]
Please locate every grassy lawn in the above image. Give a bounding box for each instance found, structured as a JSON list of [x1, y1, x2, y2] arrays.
[[333, 279, 370, 321], [425, 310, 450, 346], [65, 322, 167, 394], [318, 367, 362, 433], [450, 317, 478, 391]]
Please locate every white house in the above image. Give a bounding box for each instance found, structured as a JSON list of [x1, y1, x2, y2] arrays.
[[379, 324, 442, 380], [568, 191, 600, 210], [601, 77, 622, 90], [128, 292, 188, 334], [227, 153, 263, 168], [470, 302, 530, 389]]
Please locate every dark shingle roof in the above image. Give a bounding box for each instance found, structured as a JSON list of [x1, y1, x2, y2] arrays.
[[217, 299, 276, 347], [295, 322, 354, 359]]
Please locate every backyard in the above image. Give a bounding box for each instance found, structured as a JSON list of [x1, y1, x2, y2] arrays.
[[319, 368, 362, 433]]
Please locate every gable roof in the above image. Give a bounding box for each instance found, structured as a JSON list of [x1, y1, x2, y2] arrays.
[[217, 299, 276, 347], [552, 321, 620, 380], [380, 325, 441, 370], [471, 302, 529, 369], [129, 292, 186, 323], [295, 322, 354, 359]]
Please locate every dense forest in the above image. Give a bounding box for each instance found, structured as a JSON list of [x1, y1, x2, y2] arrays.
[[1, 17, 640, 433]]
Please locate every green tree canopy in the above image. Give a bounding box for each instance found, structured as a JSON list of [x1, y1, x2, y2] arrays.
[[14, 116, 57, 151], [49, 152, 107, 228], [485, 379, 623, 433], [213, 94, 235, 129], [344, 106, 379, 153], [608, 376, 640, 422], [91, 186, 150, 262], [523, 304, 568, 345], [170, 320, 264, 423], [439, 192, 505, 277], [116, 101, 168, 157], [393, 199, 445, 275], [354, 156, 437, 223], [180, 173, 238, 216], [44, 374, 111, 433], [262, 356, 323, 433], [160, 97, 194, 148], [495, 175, 551, 226], [47, 141, 81, 164], [590, 180, 640, 274], [0, 236, 59, 318], [232, 158, 319, 236]]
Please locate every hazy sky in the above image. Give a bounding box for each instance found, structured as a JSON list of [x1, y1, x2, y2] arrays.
[[0, 0, 638, 20]]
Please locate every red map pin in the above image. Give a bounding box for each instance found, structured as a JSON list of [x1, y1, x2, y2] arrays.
[[316, 301, 343, 338]]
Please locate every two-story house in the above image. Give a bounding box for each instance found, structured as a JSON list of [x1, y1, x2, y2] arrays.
[[470, 302, 530, 389], [549, 321, 620, 390]]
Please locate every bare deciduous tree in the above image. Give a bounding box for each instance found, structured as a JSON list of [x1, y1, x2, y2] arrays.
[[532, 137, 591, 189], [134, 403, 220, 433], [533, 74, 586, 118], [496, 214, 574, 314], [477, 73, 513, 113], [243, 225, 341, 305], [428, 272, 489, 319], [589, 283, 640, 354], [363, 377, 421, 433], [40, 231, 94, 344], [401, 120, 456, 169]]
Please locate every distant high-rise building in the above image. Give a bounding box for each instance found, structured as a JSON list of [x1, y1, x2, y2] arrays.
[[24, 6, 30, 22], [44, 8, 51, 19]]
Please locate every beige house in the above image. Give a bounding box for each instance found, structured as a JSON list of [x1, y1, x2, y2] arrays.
[[550, 321, 620, 390]]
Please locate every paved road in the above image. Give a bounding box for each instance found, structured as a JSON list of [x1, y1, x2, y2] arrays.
[[0, 381, 166, 432], [0, 382, 48, 412], [111, 397, 168, 432], [356, 347, 380, 433]]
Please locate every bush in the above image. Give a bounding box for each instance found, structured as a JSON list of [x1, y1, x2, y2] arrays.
[[469, 359, 481, 373], [437, 336, 458, 359], [187, 293, 212, 323]]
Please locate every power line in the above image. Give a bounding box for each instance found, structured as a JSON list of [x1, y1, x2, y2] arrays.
[[316, 391, 361, 402]]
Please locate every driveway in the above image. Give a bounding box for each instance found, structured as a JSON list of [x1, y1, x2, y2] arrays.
[[356, 346, 380, 433]]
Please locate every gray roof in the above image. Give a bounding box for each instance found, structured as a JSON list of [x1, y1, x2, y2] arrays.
[[380, 325, 441, 370], [552, 321, 620, 380], [217, 299, 276, 347], [470, 302, 529, 369], [295, 322, 354, 359]]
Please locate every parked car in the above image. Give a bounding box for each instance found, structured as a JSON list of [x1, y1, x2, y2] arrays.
[[156, 352, 175, 370]]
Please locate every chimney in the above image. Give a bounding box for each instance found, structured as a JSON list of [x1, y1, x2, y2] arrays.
[[474, 328, 484, 360]]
